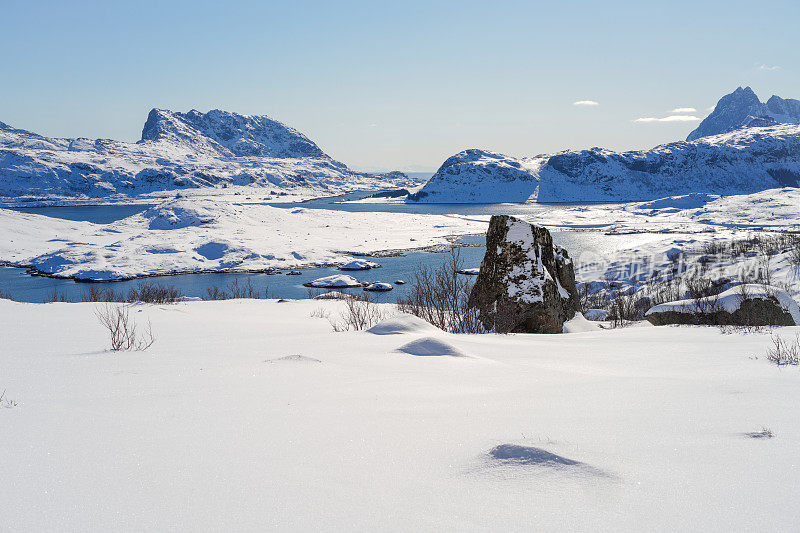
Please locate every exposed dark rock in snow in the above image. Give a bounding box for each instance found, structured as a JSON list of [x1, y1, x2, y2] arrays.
[[645, 285, 799, 326], [468, 215, 579, 333]]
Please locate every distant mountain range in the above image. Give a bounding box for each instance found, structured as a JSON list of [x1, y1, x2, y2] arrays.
[[0, 109, 410, 202], [409, 88, 800, 203]]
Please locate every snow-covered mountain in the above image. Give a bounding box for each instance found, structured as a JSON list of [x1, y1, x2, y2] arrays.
[[140, 109, 326, 158], [0, 109, 411, 202], [410, 124, 800, 203], [686, 87, 800, 141]]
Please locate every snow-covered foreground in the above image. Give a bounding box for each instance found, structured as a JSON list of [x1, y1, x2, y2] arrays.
[[2, 299, 800, 530]]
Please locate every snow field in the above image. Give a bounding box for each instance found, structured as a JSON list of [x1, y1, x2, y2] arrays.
[[2, 298, 800, 530]]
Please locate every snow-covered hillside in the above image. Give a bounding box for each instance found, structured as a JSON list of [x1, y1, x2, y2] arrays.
[[0, 199, 485, 280], [410, 124, 800, 203], [0, 110, 414, 202], [687, 86, 800, 141], [3, 298, 800, 530]]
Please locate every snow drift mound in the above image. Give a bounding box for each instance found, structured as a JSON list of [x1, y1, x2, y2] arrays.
[[562, 313, 601, 333], [396, 337, 467, 357], [367, 314, 441, 335], [638, 192, 719, 210], [143, 199, 219, 230]]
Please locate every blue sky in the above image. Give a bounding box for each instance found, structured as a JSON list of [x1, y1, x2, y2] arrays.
[[1, 0, 798, 171]]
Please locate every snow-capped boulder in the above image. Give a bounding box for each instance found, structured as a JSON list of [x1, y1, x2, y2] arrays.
[[645, 285, 800, 326], [340, 259, 380, 271], [363, 282, 393, 292], [304, 275, 362, 288], [468, 215, 580, 333], [687, 87, 800, 141]]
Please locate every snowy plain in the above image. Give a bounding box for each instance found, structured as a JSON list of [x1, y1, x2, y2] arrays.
[[1, 298, 799, 531]]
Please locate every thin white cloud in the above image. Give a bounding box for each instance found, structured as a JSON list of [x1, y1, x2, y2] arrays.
[[634, 115, 701, 123], [758, 64, 781, 71], [671, 107, 696, 113], [706, 105, 716, 111], [573, 100, 599, 106]]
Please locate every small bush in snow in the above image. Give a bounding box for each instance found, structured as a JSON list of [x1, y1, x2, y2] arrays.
[[397, 249, 485, 333], [204, 279, 266, 300], [765, 333, 800, 366], [95, 304, 156, 351], [0, 389, 17, 408], [80, 285, 125, 303], [328, 293, 390, 332], [745, 428, 775, 439], [127, 281, 182, 304], [44, 286, 70, 303]]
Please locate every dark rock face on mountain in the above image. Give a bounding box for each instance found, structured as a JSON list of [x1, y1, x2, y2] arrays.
[[468, 215, 579, 333], [687, 87, 800, 141], [140, 109, 325, 158]]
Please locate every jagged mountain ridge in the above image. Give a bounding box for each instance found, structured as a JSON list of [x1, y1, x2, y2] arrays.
[[687, 86, 800, 140], [0, 109, 410, 201], [410, 124, 800, 203]]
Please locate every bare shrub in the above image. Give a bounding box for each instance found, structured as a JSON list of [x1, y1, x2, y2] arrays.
[[205, 278, 266, 300], [765, 333, 800, 366], [94, 304, 156, 351], [0, 389, 17, 408], [310, 306, 331, 320], [44, 286, 70, 303], [0, 288, 12, 300], [328, 293, 389, 331], [745, 428, 775, 439], [127, 281, 182, 304], [685, 276, 722, 316], [607, 289, 641, 327], [397, 249, 484, 333], [80, 285, 125, 302]]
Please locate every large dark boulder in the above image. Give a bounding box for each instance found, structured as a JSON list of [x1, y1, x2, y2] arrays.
[[468, 215, 580, 333]]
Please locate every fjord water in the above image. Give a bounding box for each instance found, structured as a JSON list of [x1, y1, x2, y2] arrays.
[[1, 194, 626, 302]]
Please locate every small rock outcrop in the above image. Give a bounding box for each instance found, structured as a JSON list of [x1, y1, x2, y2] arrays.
[[645, 285, 799, 327], [468, 215, 579, 333]]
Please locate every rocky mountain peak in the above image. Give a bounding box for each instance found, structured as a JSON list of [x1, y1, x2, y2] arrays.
[[687, 87, 800, 141], [140, 108, 327, 159]]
